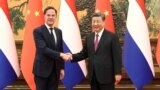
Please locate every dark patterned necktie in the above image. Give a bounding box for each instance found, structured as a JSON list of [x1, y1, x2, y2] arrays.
[[49, 28, 56, 45]]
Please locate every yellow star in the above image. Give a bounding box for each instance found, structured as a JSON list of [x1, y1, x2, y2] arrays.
[[95, 9, 100, 13], [34, 11, 40, 16], [27, 10, 30, 15], [104, 10, 109, 16]]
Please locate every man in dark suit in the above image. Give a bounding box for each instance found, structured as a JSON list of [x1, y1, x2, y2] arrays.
[[66, 12, 122, 90], [32, 6, 69, 90]]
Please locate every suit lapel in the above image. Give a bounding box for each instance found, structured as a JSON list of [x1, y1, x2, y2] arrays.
[[41, 25, 55, 47], [90, 33, 95, 53], [96, 30, 106, 52], [54, 27, 59, 47]]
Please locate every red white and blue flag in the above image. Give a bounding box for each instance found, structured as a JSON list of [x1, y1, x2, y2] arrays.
[[123, 0, 155, 89], [0, 0, 20, 89], [58, 0, 87, 89]]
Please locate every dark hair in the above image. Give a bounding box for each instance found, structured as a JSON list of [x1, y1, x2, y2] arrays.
[[92, 12, 105, 21], [43, 6, 57, 15]]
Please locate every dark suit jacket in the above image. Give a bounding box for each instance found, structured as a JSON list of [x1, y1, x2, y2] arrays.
[[72, 29, 122, 84], [32, 25, 64, 78]]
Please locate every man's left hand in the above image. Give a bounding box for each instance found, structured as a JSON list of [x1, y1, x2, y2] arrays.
[[59, 69, 65, 80], [115, 75, 122, 85]]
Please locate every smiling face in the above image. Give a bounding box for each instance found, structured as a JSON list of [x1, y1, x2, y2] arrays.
[[91, 13, 105, 33], [92, 16, 105, 33], [44, 8, 57, 27]]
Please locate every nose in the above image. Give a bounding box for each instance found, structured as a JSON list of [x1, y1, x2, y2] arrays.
[[49, 16, 53, 18], [93, 22, 98, 25]]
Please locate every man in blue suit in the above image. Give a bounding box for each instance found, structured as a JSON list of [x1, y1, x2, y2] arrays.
[[32, 6, 69, 90]]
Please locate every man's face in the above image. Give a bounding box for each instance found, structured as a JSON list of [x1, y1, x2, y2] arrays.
[[45, 9, 56, 27], [92, 17, 104, 32]]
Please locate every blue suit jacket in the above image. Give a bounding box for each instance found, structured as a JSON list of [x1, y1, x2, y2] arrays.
[[32, 25, 64, 78]]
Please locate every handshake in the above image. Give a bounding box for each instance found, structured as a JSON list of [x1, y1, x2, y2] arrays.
[[60, 53, 73, 61]]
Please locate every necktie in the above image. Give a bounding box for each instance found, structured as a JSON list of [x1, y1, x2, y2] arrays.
[[50, 28, 54, 37], [49, 28, 56, 45], [94, 34, 99, 51]]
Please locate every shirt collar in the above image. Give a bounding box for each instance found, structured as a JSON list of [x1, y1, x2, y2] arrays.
[[95, 28, 104, 37], [45, 23, 54, 29]]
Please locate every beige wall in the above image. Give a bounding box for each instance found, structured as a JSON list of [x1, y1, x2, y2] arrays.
[[8, 0, 86, 41]]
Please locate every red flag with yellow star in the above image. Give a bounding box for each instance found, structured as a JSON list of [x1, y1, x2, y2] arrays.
[[95, 0, 115, 32], [21, 0, 44, 90], [156, 33, 160, 67]]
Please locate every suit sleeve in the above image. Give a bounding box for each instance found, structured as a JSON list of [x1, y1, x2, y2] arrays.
[[72, 37, 88, 62], [112, 34, 122, 75], [33, 29, 60, 59], [59, 30, 64, 69]]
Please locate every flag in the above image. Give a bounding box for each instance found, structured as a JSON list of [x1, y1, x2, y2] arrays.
[[156, 34, 160, 67], [123, 0, 155, 89], [155, 0, 160, 67], [58, 0, 87, 89], [136, 0, 146, 16], [95, 0, 115, 32], [0, 0, 20, 89], [21, 0, 44, 90]]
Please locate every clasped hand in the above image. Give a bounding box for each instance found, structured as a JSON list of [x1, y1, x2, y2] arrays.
[[60, 53, 72, 61]]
